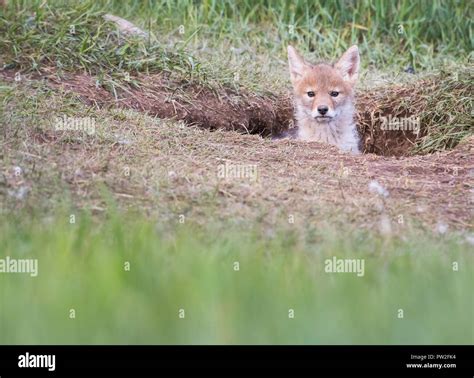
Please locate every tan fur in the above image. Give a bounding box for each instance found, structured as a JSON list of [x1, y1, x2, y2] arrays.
[[288, 45, 361, 154]]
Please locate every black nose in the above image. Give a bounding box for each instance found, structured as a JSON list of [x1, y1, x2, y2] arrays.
[[317, 105, 329, 115]]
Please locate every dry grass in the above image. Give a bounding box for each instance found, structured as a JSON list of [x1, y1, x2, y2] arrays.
[[2, 77, 473, 233], [357, 67, 474, 155], [4, 64, 470, 157]]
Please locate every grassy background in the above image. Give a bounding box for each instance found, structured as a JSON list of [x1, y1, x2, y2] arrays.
[[1, 211, 472, 344], [2, 0, 473, 92]]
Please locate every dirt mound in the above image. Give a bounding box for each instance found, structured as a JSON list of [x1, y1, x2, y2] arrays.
[[357, 68, 472, 156], [46, 71, 293, 138], [1, 67, 472, 157], [1, 70, 472, 230]]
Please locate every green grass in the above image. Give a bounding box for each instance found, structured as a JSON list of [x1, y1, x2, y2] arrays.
[[0, 211, 472, 344], [1, 0, 472, 92], [0, 2, 210, 87]]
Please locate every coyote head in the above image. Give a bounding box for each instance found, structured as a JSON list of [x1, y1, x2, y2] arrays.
[[287, 45, 360, 126]]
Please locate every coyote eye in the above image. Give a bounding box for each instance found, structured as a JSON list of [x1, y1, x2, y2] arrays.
[[307, 91, 315, 97], [330, 91, 339, 97]]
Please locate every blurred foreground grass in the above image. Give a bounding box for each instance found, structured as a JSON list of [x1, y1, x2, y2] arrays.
[[0, 211, 472, 344]]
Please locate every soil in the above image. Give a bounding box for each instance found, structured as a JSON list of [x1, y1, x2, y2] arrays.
[[1, 69, 473, 231], [1, 69, 435, 156]]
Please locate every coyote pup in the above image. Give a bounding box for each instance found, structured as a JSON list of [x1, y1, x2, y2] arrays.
[[287, 45, 361, 153]]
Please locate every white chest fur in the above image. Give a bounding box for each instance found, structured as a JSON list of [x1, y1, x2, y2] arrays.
[[295, 105, 361, 154]]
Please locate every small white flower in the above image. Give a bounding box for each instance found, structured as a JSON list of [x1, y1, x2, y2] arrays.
[[465, 234, 474, 246], [436, 221, 448, 235], [8, 186, 29, 200], [368, 180, 389, 197], [13, 166, 23, 176]]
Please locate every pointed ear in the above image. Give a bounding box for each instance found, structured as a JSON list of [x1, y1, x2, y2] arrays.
[[287, 46, 307, 83], [335, 45, 360, 84]]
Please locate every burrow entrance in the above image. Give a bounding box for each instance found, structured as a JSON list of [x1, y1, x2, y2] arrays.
[[4, 68, 470, 157]]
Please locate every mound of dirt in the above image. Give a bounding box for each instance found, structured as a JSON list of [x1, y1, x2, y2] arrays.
[[1, 70, 473, 231], [45, 71, 293, 138], [1, 67, 471, 157], [357, 68, 472, 156]]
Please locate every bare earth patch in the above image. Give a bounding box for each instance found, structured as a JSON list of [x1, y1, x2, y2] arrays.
[[36, 67, 472, 157], [1, 72, 473, 233]]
